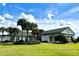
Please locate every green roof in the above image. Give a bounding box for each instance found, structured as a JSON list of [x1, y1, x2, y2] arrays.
[[43, 27, 74, 35]]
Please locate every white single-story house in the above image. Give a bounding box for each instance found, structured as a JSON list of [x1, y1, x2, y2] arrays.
[[0, 27, 75, 43], [41, 27, 75, 43]]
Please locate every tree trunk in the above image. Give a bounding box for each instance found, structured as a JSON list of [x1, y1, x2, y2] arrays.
[[1, 32, 3, 42], [21, 30, 23, 41], [26, 29, 29, 42], [10, 34, 12, 42], [1, 31, 4, 42]]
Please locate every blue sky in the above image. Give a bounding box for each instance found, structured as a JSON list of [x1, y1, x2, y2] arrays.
[[0, 3, 79, 37]]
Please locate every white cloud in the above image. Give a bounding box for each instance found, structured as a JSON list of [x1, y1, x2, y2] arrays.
[[28, 14, 37, 23], [19, 12, 37, 23], [0, 15, 16, 28], [37, 17, 55, 25], [6, 20, 17, 27], [17, 6, 35, 12], [47, 13, 55, 20], [19, 12, 28, 19], [29, 9, 35, 12], [64, 6, 79, 15], [37, 12, 55, 24], [44, 18, 50, 23], [0, 16, 6, 25], [2, 3, 6, 6], [18, 7, 28, 12], [3, 13, 13, 19]]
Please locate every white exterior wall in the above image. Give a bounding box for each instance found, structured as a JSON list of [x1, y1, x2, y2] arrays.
[[21, 37, 26, 41], [0, 37, 2, 41], [42, 36, 49, 42], [0, 36, 10, 41]]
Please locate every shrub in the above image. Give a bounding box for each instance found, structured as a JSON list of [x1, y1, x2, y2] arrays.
[[73, 40, 77, 43], [13, 40, 40, 45], [19, 40, 24, 42], [76, 37, 79, 42], [26, 40, 40, 45], [2, 40, 11, 43], [13, 41, 24, 44], [42, 41, 48, 43], [71, 37, 77, 43], [54, 35, 68, 44]]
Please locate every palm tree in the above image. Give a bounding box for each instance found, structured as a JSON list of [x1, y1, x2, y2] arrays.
[[17, 18, 26, 30], [29, 23, 38, 30], [6, 27, 14, 36], [17, 19, 26, 40], [0, 27, 6, 42], [32, 29, 44, 41], [27, 22, 38, 41], [25, 22, 31, 41], [6, 27, 20, 41], [17, 18, 38, 42], [13, 28, 20, 35], [37, 29, 44, 41], [32, 29, 38, 36], [11, 28, 20, 42], [17, 18, 29, 41]]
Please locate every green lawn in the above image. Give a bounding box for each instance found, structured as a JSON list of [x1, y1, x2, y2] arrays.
[[0, 43, 79, 56]]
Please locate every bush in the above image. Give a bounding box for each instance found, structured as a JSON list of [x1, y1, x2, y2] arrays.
[[13, 40, 40, 45], [76, 37, 79, 42], [71, 37, 77, 43], [13, 40, 24, 44], [19, 40, 24, 42], [26, 40, 40, 45], [54, 35, 68, 44], [2, 40, 11, 43], [73, 40, 77, 43], [42, 41, 48, 43], [13, 41, 24, 44]]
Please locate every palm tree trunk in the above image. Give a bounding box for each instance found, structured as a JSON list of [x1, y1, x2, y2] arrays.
[[10, 34, 12, 42], [21, 30, 23, 41], [1, 31, 3, 42], [1, 32, 3, 42], [26, 29, 29, 42]]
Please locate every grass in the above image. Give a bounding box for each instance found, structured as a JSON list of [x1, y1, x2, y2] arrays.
[[0, 43, 79, 56]]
